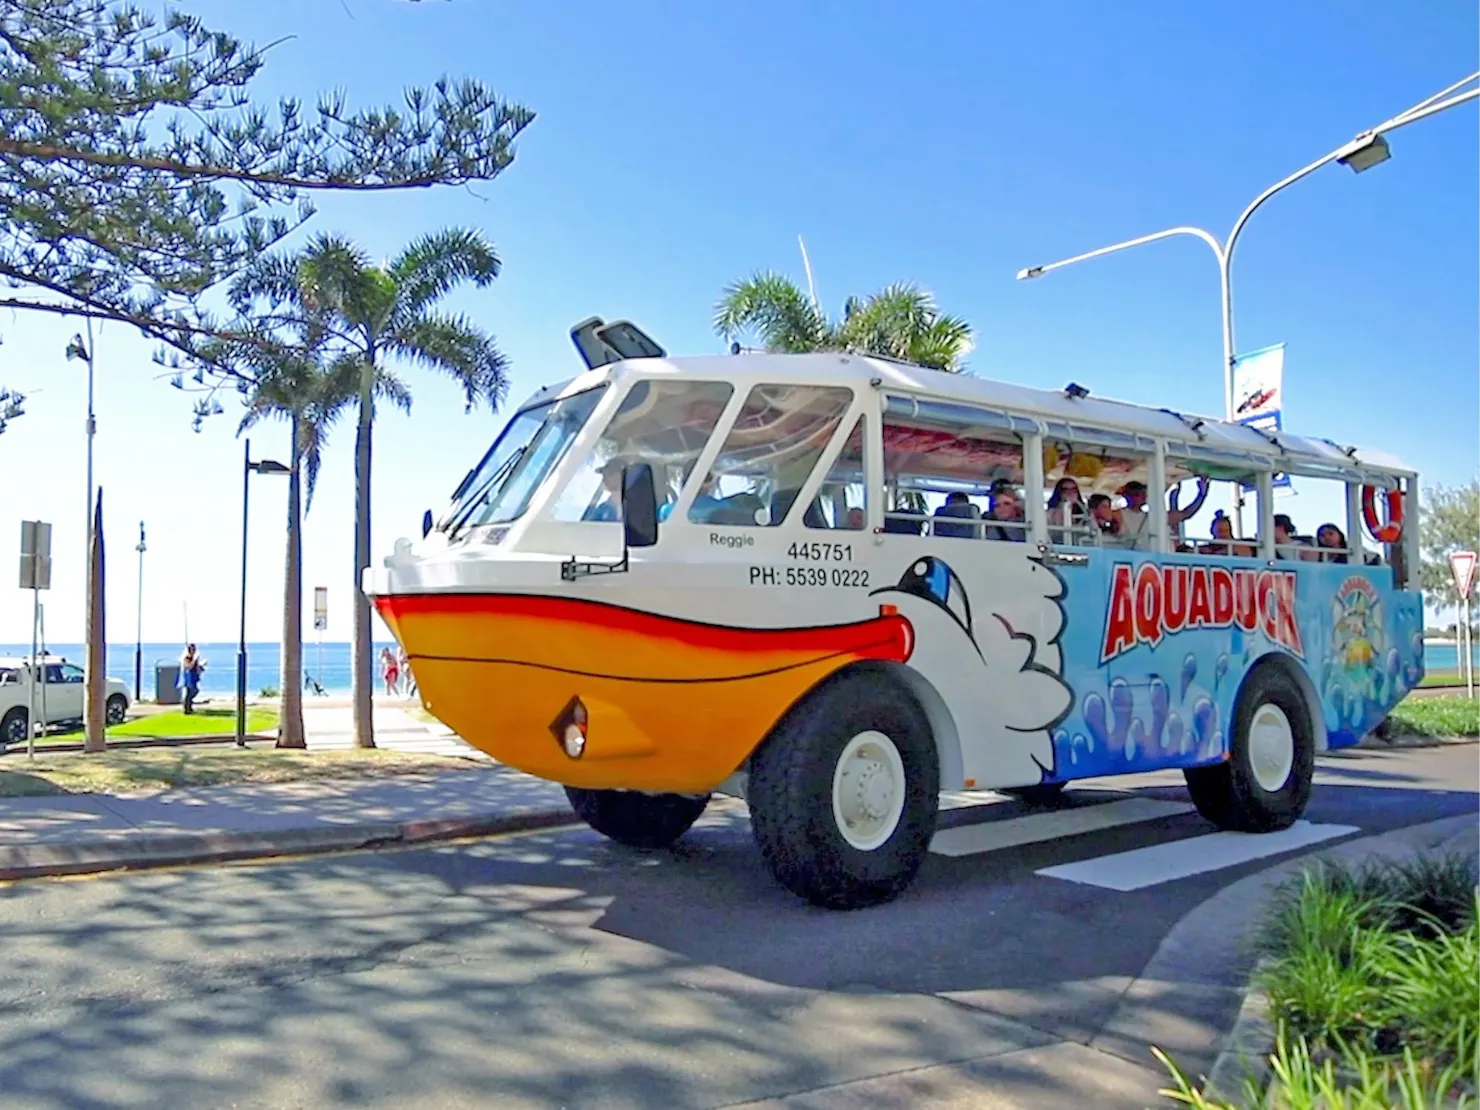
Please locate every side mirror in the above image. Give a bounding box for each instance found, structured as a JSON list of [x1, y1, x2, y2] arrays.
[[621, 463, 659, 548], [421, 509, 433, 539]]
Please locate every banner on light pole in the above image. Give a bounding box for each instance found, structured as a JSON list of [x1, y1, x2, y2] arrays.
[[1233, 343, 1292, 492], [313, 586, 328, 632]]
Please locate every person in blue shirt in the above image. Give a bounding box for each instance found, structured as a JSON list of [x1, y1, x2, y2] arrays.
[[583, 458, 629, 522]]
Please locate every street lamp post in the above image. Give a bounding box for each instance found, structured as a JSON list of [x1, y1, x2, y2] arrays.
[[1017, 72, 1479, 429], [66, 320, 97, 683], [237, 438, 290, 747], [134, 522, 146, 703]]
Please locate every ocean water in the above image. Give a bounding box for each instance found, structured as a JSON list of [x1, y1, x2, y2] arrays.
[[0, 642, 401, 699], [4, 637, 1475, 701]]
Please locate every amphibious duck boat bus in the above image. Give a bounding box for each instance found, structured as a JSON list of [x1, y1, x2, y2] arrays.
[[367, 319, 1422, 909]]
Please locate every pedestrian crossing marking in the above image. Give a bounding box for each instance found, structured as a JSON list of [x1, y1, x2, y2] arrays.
[[1035, 819, 1360, 891], [929, 797, 1195, 857]]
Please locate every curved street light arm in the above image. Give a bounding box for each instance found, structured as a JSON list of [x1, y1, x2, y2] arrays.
[[1016, 225, 1224, 281]]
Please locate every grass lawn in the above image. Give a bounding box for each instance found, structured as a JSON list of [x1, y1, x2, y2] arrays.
[[0, 746, 489, 796], [1418, 670, 1464, 688], [42, 706, 280, 743], [1159, 853, 1479, 1108], [1386, 695, 1480, 738]]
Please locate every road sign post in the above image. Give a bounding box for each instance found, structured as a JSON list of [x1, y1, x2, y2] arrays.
[[1449, 551, 1477, 700], [20, 521, 52, 758]]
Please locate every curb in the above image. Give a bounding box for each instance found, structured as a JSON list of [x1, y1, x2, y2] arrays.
[[1, 733, 277, 757], [1202, 961, 1274, 1104], [0, 807, 579, 883]]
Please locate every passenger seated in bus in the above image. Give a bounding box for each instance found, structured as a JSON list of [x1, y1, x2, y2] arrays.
[[1274, 514, 1318, 561], [1116, 481, 1150, 541], [1088, 494, 1120, 538], [883, 503, 923, 534], [983, 486, 1026, 542], [933, 491, 981, 538], [1202, 511, 1254, 556], [1315, 523, 1350, 564], [846, 507, 865, 530], [582, 457, 631, 522], [1047, 477, 1087, 540]]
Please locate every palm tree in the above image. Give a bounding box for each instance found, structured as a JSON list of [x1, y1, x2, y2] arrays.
[[236, 353, 359, 748], [713, 273, 974, 372], [234, 230, 508, 748]]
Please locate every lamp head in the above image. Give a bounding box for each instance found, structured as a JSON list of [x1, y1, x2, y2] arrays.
[[1016, 266, 1045, 281], [1337, 133, 1392, 173], [65, 335, 88, 362]]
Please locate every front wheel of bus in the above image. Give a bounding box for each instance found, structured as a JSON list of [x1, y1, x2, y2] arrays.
[[564, 788, 710, 850], [748, 669, 939, 910], [1183, 666, 1314, 833]]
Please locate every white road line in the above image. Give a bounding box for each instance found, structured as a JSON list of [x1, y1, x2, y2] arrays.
[[929, 798, 1195, 857], [1035, 820, 1361, 891]]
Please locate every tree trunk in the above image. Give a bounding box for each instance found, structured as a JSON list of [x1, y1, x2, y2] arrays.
[[83, 489, 107, 752], [277, 415, 307, 749], [351, 355, 376, 749]]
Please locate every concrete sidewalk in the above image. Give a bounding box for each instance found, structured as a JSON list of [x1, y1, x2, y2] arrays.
[[302, 701, 493, 761], [0, 766, 575, 882]]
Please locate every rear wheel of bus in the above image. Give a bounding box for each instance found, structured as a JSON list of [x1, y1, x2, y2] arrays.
[[1183, 664, 1314, 833], [748, 666, 939, 910], [564, 787, 710, 850]]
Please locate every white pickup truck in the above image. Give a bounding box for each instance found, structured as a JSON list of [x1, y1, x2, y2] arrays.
[[0, 656, 131, 747]]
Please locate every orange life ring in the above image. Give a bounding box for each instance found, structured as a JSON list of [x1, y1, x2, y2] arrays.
[[1361, 485, 1403, 544]]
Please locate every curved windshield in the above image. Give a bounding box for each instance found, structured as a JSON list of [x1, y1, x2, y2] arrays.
[[446, 386, 607, 534]]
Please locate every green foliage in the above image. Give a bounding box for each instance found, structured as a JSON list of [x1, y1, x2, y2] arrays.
[[0, 0, 532, 353], [713, 272, 974, 371], [259, 685, 279, 698], [1159, 855, 1479, 1108], [1419, 480, 1480, 611], [1388, 695, 1480, 738]]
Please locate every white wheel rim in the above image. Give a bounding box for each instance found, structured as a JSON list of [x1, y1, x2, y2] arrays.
[[831, 730, 907, 851], [1248, 703, 1295, 793]]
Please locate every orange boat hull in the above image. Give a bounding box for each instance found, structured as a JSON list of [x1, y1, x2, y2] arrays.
[[374, 593, 915, 793]]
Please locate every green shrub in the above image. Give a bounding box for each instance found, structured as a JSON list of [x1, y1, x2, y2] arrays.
[[1158, 853, 1480, 1107], [259, 685, 280, 698], [1387, 696, 1480, 738]]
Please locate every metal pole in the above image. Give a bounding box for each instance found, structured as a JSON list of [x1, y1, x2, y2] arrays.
[[84, 319, 95, 634], [1465, 597, 1475, 700], [134, 520, 145, 703], [236, 438, 251, 747], [27, 587, 38, 759]]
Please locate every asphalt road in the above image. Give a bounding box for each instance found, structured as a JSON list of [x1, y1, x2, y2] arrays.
[[0, 744, 1473, 1110]]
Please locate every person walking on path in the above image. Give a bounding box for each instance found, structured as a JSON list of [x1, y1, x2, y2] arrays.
[[380, 647, 400, 698], [398, 645, 417, 700], [177, 644, 205, 714]]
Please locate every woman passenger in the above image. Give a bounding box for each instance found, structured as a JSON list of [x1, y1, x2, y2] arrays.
[[1047, 477, 1087, 541], [1316, 523, 1350, 564]]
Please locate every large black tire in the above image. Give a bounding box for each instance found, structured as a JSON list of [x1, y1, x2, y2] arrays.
[[1, 707, 26, 748], [106, 695, 128, 726], [564, 787, 710, 850], [748, 666, 939, 910], [1001, 782, 1068, 807], [1184, 665, 1314, 833]]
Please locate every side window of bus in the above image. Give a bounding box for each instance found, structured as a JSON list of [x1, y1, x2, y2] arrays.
[[805, 418, 867, 531], [1042, 440, 1154, 549], [691, 385, 854, 527], [549, 380, 734, 522], [882, 412, 1025, 542]]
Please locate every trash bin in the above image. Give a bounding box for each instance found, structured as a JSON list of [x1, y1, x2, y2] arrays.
[[155, 663, 181, 705]]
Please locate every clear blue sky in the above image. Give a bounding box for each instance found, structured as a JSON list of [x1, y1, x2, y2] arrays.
[[2, 0, 1476, 646]]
